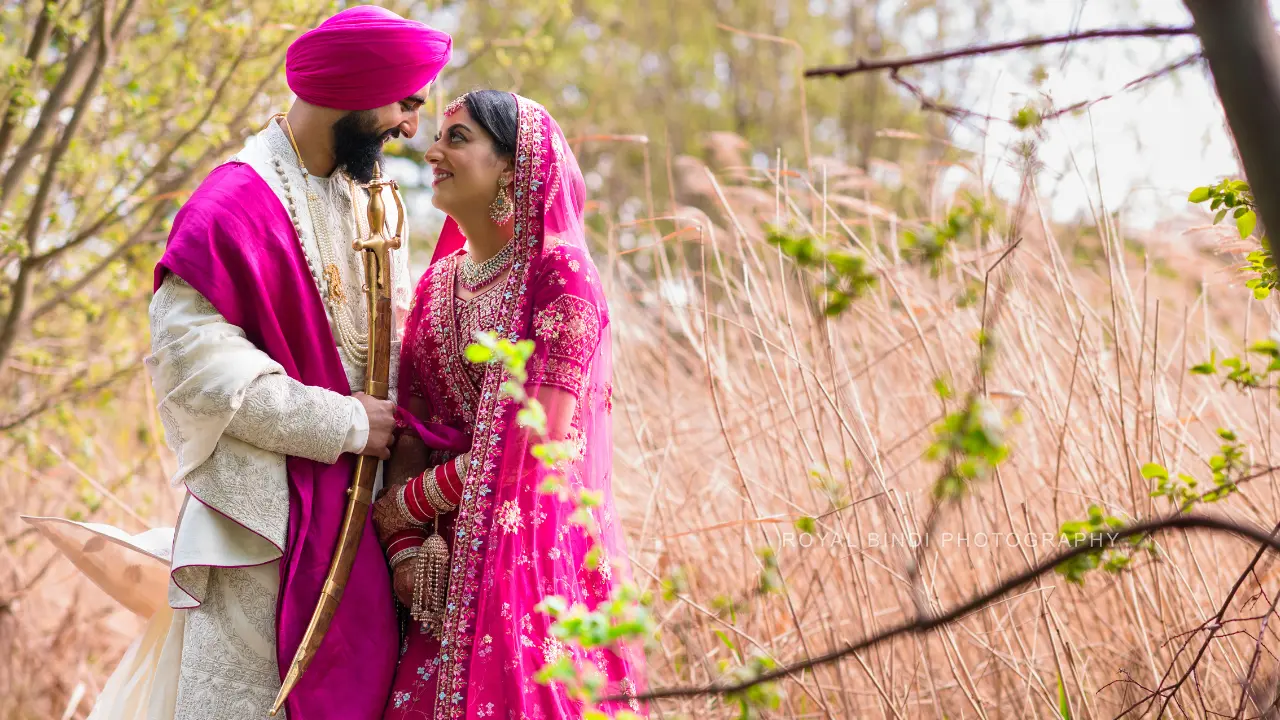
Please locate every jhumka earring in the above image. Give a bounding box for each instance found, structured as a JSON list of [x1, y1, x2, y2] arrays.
[[489, 179, 514, 224]]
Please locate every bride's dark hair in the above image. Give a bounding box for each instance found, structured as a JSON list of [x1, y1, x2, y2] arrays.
[[463, 90, 518, 160]]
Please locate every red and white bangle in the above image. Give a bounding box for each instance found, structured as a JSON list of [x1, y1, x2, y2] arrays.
[[400, 480, 435, 525], [386, 528, 426, 567]]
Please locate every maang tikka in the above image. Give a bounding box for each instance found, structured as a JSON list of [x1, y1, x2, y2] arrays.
[[489, 179, 514, 224]]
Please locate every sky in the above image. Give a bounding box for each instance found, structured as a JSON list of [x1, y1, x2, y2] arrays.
[[394, 1, 1270, 234], [899, 0, 1272, 229]]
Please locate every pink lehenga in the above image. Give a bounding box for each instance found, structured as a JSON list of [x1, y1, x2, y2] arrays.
[[384, 95, 646, 719]]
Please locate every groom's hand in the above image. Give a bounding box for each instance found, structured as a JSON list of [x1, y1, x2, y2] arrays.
[[354, 392, 396, 460]]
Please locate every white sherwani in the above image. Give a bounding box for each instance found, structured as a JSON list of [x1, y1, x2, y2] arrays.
[[58, 120, 411, 720]]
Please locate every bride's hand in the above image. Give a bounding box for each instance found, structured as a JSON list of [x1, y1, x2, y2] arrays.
[[372, 483, 416, 545], [385, 433, 429, 487], [392, 559, 416, 606]]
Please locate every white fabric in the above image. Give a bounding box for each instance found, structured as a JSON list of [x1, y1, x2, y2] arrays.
[[343, 395, 370, 455], [172, 561, 283, 720], [86, 601, 185, 720], [20, 516, 181, 720], [20, 517, 172, 619], [38, 119, 414, 720]]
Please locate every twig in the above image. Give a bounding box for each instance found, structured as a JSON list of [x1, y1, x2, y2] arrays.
[[1040, 53, 1201, 123], [616, 514, 1280, 704], [805, 26, 1196, 78], [0, 364, 139, 432], [887, 53, 1198, 129], [1113, 520, 1280, 719]]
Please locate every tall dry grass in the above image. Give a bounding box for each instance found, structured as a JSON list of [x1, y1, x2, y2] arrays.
[[603, 142, 1280, 718], [2, 136, 1276, 720]]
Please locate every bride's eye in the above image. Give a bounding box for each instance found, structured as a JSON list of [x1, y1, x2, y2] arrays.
[[449, 130, 464, 143], [433, 132, 442, 142]]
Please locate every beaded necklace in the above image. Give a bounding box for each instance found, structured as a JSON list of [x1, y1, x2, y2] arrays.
[[269, 114, 369, 366], [457, 236, 515, 293]]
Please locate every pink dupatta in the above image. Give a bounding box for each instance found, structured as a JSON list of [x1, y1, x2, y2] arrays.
[[394, 95, 645, 718]]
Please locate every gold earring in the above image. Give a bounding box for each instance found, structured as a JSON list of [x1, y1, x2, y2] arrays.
[[489, 180, 514, 224]]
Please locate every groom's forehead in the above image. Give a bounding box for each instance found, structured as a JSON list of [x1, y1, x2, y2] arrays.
[[407, 84, 431, 104]]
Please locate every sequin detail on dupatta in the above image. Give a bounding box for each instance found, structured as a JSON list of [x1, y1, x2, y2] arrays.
[[431, 95, 552, 719]]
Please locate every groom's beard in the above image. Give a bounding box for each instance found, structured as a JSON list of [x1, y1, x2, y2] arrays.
[[332, 110, 400, 183]]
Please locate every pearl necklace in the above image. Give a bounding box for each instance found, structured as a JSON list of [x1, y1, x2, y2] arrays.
[[270, 115, 369, 366], [458, 237, 516, 293]]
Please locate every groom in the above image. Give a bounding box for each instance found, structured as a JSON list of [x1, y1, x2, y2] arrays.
[[147, 7, 450, 719]]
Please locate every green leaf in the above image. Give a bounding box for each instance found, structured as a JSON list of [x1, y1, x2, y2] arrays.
[[1215, 208, 1229, 225], [714, 629, 739, 657], [1238, 210, 1258, 238], [794, 516, 817, 534], [1190, 361, 1216, 375], [1188, 186, 1211, 204], [1058, 673, 1073, 720], [1140, 463, 1168, 481], [464, 344, 494, 364]]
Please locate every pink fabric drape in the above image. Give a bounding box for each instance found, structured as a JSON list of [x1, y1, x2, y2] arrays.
[[389, 96, 646, 719]]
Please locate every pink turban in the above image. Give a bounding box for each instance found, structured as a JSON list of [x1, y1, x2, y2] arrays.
[[286, 6, 452, 111]]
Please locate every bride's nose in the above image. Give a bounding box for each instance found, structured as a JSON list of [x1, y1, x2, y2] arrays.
[[424, 142, 443, 165]]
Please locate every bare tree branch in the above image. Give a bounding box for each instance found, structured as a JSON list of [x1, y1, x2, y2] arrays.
[[0, 35, 96, 218], [1113, 519, 1280, 718], [0, 3, 55, 162], [618, 514, 1280, 705], [28, 230, 165, 323], [805, 26, 1196, 79], [0, 364, 139, 433]]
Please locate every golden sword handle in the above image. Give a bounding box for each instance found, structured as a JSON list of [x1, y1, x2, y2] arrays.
[[270, 164, 401, 716]]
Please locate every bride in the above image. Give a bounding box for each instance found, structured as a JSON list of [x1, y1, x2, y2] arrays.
[[371, 90, 646, 718]]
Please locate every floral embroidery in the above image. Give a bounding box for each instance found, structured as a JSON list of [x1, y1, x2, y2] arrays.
[[568, 259, 581, 273], [620, 677, 641, 712], [547, 547, 561, 561], [541, 635, 566, 664], [531, 294, 600, 395], [565, 427, 587, 462], [597, 551, 613, 582], [519, 613, 536, 648], [414, 255, 479, 425], [497, 500, 523, 534], [543, 268, 567, 287], [546, 134, 565, 209], [455, 282, 504, 390]]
